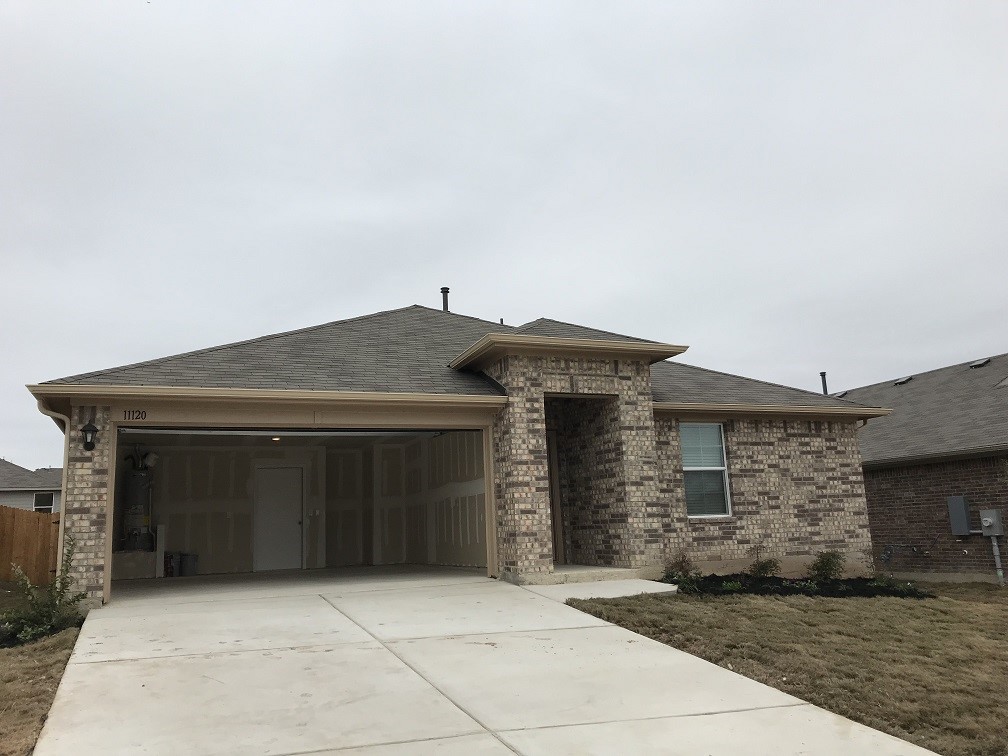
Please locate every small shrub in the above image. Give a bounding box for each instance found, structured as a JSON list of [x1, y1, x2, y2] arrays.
[[663, 550, 702, 594], [720, 579, 743, 593], [806, 550, 845, 584], [1, 535, 87, 647], [747, 557, 782, 580]]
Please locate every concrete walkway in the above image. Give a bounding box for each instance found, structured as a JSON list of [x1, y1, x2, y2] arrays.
[[35, 567, 932, 755]]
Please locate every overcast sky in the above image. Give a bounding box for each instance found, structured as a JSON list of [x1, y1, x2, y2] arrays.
[[2, 2, 1006, 469]]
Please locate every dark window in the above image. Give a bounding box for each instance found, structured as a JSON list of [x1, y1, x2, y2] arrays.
[[680, 423, 730, 517], [33, 492, 54, 513]]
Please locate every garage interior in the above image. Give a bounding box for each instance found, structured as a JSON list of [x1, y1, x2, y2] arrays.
[[111, 428, 489, 581]]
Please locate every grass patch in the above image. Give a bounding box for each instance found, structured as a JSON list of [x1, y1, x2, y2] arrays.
[[0, 626, 79, 756], [569, 582, 1007, 756]]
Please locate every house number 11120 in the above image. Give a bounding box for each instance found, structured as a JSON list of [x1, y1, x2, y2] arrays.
[[123, 410, 147, 420]]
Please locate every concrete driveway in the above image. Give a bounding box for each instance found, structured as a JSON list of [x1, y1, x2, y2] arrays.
[[34, 567, 932, 755]]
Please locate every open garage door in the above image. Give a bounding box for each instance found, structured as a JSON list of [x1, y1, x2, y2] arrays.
[[111, 428, 491, 582]]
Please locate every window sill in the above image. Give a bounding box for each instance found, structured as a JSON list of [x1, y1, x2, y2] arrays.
[[687, 515, 735, 523]]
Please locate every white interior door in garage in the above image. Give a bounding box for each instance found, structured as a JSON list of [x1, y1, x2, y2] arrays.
[[253, 466, 304, 571]]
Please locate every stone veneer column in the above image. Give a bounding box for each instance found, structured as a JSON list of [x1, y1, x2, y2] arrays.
[[63, 405, 114, 603]]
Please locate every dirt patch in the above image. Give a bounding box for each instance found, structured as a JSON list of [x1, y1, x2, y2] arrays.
[[0, 627, 79, 756], [570, 582, 1007, 756]]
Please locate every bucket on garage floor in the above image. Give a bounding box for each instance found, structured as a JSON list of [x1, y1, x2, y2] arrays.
[[164, 551, 180, 577], [179, 553, 198, 577]]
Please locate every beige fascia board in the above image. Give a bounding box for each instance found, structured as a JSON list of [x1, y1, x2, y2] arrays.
[[449, 333, 688, 370], [28, 384, 508, 411], [652, 401, 892, 420]]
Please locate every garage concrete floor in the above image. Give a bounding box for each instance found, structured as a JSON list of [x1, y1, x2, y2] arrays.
[[34, 567, 933, 755]]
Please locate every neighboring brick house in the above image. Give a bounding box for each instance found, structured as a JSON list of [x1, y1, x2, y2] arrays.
[[28, 300, 887, 604], [843, 353, 1008, 581], [0, 458, 62, 513]]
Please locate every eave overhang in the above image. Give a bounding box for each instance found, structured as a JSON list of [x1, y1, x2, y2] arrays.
[[652, 401, 891, 421], [862, 443, 1008, 470], [28, 383, 508, 418], [449, 333, 688, 370]]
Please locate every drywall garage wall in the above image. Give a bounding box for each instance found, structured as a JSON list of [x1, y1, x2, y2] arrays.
[[326, 431, 487, 568], [139, 445, 325, 574], [372, 431, 486, 567]]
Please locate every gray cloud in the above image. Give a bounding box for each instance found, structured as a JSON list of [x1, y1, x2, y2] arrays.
[[2, 1, 1006, 467]]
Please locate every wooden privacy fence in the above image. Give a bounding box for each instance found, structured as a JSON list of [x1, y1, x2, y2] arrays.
[[0, 505, 60, 584]]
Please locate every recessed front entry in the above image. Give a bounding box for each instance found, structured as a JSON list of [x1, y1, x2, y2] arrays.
[[253, 466, 304, 571]]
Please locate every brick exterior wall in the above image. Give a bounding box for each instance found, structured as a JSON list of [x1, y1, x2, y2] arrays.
[[546, 397, 629, 566], [655, 416, 874, 574], [63, 405, 113, 602], [863, 455, 1008, 577], [56, 363, 879, 596], [485, 355, 662, 580]]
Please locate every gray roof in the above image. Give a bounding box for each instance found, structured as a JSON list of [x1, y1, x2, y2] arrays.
[[41, 304, 877, 415], [651, 361, 875, 410], [33, 467, 63, 488], [46, 306, 511, 395], [842, 352, 1008, 466], [515, 318, 658, 344], [0, 459, 62, 492]]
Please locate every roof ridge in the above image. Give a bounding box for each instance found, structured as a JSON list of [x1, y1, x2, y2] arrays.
[[44, 305, 428, 385], [660, 360, 874, 409], [409, 304, 516, 331], [516, 316, 658, 343], [842, 351, 1008, 393]]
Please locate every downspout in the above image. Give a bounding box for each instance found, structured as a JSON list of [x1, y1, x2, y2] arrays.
[[36, 399, 71, 573]]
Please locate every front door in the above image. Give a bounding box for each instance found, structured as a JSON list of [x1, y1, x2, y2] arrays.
[[253, 466, 303, 571]]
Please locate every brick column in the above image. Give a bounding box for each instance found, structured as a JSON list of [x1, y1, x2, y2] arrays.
[[63, 405, 113, 603], [485, 357, 554, 581], [615, 367, 664, 568]]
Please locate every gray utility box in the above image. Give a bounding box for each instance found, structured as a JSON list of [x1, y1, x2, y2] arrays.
[[948, 496, 972, 536], [980, 509, 1004, 537]]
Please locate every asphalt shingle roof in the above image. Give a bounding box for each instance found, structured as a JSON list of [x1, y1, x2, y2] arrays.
[[42, 304, 879, 414], [515, 318, 658, 344], [842, 353, 1008, 466], [0, 459, 61, 491], [651, 361, 875, 410], [46, 306, 512, 395]]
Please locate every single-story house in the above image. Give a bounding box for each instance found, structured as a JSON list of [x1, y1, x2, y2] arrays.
[[843, 352, 1007, 582], [28, 299, 888, 604], [0, 458, 62, 513]]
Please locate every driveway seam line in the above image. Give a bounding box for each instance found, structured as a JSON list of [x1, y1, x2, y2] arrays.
[[494, 702, 812, 734], [68, 639, 381, 665], [378, 623, 609, 643], [272, 730, 490, 755], [319, 594, 523, 756]]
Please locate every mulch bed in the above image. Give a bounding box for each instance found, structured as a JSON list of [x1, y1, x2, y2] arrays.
[[670, 573, 935, 599]]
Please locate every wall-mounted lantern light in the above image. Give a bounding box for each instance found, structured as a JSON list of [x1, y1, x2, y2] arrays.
[[81, 422, 98, 451]]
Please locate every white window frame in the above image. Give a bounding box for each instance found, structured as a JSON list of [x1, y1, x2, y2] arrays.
[[33, 491, 55, 513], [681, 422, 732, 518]]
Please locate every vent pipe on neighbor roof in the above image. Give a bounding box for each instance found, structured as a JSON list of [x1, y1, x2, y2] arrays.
[[441, 286, 449, 312], [820, 371, 828, 396]]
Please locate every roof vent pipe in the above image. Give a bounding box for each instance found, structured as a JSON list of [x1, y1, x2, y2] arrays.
[[820, 371, 828, 396], [441, 286, 449, 312]]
